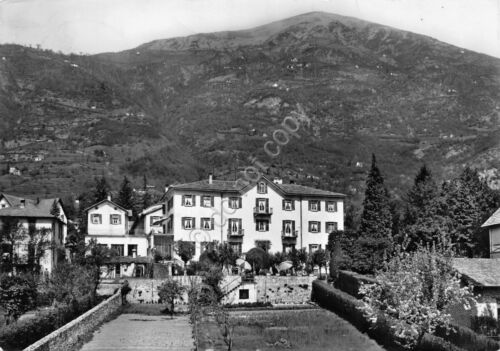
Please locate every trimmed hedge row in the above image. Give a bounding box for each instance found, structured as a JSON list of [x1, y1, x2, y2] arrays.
[[0, 296, 95, 350], [336, 270, 377, 299], [335, 271, 499, 351], [312, 280, 464, 351]]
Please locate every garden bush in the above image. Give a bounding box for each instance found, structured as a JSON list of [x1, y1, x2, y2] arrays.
[[0, 295, 94, 350], [312, 280, 465, 351], [335, 270, 376, 298]]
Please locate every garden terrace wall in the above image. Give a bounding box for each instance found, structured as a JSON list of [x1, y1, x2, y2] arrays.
[[255, 276, 315, 304], [22, 292, 122, 351]]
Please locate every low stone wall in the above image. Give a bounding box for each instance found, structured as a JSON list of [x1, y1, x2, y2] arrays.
[[255, 276, 315, 304], [23, 292, 122, 351]]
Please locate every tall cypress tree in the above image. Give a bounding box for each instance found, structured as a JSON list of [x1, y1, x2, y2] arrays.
[[93, 177, 110, 203], [116, 176, 135, 212], [353, 154, 393, 273]]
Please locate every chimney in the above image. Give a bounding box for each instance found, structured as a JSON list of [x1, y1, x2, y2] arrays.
[[164, 184, 169, 193], [107, 195, 111, 201], [209, 173, 213, 184], [20, 199, 25, 208]]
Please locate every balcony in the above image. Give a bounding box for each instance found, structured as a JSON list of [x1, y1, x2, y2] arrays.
[[227, 228, 244, 237], [253, 206, 273, 216], [281, 230, 298, 239]]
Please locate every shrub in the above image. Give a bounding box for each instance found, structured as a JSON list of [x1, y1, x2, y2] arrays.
[[0, 294, 94, 350], [335, 270, 376, 298], [312, 280, 465, 351]]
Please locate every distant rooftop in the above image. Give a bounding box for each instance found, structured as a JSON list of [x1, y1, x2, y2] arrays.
[[452, 258, 500, 287], [482, 208, 500, 228], [0, 193, 61, 218], [169, 177, 345, 198]]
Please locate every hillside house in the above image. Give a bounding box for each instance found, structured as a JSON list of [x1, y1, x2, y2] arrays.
[[0, 193, 67, 273], [85, 197, 158, 278], [482, 208, 500, 258], [161, 175, 345, 260], [131, 203, 171, 258]]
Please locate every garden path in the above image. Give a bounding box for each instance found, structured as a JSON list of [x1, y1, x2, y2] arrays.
[[79, 313, 194, 351]]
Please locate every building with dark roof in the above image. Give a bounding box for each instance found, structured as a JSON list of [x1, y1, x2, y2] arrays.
[[481, 208, 500, 258], [161, 175, 345, 260], [0, 193, 67, 273]]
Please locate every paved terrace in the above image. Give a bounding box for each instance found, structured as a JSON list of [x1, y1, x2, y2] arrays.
[[79, 314, 194, 351]]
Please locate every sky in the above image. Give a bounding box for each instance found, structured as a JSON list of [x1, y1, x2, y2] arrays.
[[0, 0, 499, 58]]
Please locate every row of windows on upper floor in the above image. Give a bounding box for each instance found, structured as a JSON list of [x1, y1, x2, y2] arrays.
[[178, 217, 338, 234], [90, 214, 163, 227], [165, 195, 339, 212]]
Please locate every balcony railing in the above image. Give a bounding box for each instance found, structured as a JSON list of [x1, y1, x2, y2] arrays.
[[253, 206, 273, 215], [281, 230, 298, 238], [227, 228, 244, 236]]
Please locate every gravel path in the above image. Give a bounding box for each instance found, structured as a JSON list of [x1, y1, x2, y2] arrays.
[[79, 314, 194, 351]]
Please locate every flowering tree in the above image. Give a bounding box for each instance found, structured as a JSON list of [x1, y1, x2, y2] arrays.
[[359, 242, 475, 349]]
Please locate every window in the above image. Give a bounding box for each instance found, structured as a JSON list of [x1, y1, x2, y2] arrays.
[[326, 222, 338, 233], [239, 289, 249, 300], [182, 195, 195, 207], [282, 220, 295, 236], [326, 201, 337, 212], [283, 199, 294, 211], [150, 216, 161, 227], [111, 244, 124, 256], [91, 214, 102, 224], [110, 214, 121, 225], [309, 221, 320, 233], [230, 243, 242, 255], [309, 244, 320, 253], [255, 198, 269, 213], [309, 200, 320, 212], [283, 244, 295, 253], [1, 204, 6, 208], [229, 197, 242, 209], [127, 244, 137, 256], [229, 219, 242, 234], [257, 182, 267, 194], [201, 218, 214, 230], [256, 219, 269, 232], [202, 195, 213, 207], [182, 217, 195, 230], [255, 240, 271, 252]]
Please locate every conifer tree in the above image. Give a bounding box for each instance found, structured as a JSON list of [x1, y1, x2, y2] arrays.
[[116, 176, 135, 212], [50, 200, 60, 217], [353, 154, 393, 273], [93, 177, 110, 203]]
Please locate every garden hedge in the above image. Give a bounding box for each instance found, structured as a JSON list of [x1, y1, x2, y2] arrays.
[[0, 295, 95, 350], [312, 280, 465, 351], [335, 270, 377, 298]]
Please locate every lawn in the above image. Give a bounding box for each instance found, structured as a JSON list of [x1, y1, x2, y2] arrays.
[[197, 308, 385, 351]]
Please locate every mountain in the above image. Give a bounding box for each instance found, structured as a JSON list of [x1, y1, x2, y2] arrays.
[[0, 11, 499, 202]]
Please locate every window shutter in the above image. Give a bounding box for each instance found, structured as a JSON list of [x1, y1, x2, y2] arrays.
[[255, 220, 259, 231], [308, 201, 311, 211], [211, 218, 214, 230], [182, 195, 186, 206], [282, 199, 286, 210], [282, 221, 285, 232], [238, 219, 242, 230], [334, 202, 337, 211], [266, 199, 269, 210], [265, 221, 269, 231], [255, 198, 259, 208], [318, 222, 321, 232], [211, 196, 214, 207], [318, 201, 321, 211], [238, 198, 242, 208], [193, 196, 196, 207], [308, 221, 311, 232], [109, 214, 112, 223], [292, 200, 295, 210], [192, 217, 196, 229], [181, 217, 186, 228], [292, 220, 295, 232]]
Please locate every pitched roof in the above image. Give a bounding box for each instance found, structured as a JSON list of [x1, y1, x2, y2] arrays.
[[169, 177, 345, 198], [0, 193, 61, 218], [139, 204, 163, 216], [84, 198, 131, 215], [452, 258, 500, 287], [482, 208, 500, 228]]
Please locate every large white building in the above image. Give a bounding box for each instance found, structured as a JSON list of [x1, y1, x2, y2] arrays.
[[0, 193, 67, 273], [162, 176, 345, 258]]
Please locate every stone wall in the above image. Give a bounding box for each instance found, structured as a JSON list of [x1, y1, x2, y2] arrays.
[[23, 292, 122, 351], [125, 276, 202, 304], [255, 276, 315, 304]]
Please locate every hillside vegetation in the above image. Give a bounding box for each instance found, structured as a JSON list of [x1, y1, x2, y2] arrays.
[[0, 12, 499, 200]]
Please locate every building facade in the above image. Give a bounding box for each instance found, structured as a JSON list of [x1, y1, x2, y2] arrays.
[[0, 193, 67, 273], [162, 176, 345, 259], [482, 208, 500, 258]]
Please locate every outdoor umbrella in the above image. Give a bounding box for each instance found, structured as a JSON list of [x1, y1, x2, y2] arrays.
[[277, 261, 293, 272], [236, 258, 252, 271]]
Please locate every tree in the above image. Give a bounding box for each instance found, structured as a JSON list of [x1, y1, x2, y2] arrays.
[[354, 154, 393, 273], [50, 200, 60, 218], [46, 262, 94, 305], [158, 278, 185, 318], [175, 241, 195, 272], [0, 274, 37, 324], [327, 230, 343, 281], [116, 176, 135, 213], [246, 247, 270, 273], [93, 177, 110, 203], [217, 243, 238, 272], [311, 248, 328, 277], [360, 243, 475, 349]]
